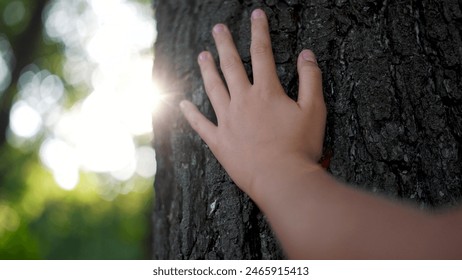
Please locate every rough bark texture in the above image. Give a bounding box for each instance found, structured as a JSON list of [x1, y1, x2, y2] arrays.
[[152, 0, 462, 259]]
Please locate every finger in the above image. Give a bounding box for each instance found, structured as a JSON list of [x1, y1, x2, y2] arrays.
[[250, 9, 279, 86], [296, 50, 324, 110], [198, 51, 230, 120], [212, 23, 251, 94], [180, 100, 218, 149]]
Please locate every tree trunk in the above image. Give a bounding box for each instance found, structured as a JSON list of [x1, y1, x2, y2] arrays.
[[152, 0, 462, 259], [0, 0, 49, 148]]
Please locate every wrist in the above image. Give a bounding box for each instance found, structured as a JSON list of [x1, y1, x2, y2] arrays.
[[248, 155, 322, 206]]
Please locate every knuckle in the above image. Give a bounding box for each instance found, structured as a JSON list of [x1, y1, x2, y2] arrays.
[[251, 42, 270, 55], [220, 55, 240, 71], [205, 80, 221, 96]]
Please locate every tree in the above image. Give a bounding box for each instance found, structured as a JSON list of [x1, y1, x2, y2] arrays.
[[0, 0, 49, 147], [152, 0, 462, 259]]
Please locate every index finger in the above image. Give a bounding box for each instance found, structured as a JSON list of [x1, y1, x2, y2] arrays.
[[213, 24, 251, 95], [250, 9, 279, 86]]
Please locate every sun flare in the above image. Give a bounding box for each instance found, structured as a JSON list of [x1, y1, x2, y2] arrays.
[[10, 0, 158, 191]]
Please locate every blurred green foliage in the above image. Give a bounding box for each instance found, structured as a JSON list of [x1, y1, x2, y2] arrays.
[[0, 0, 154, 259]]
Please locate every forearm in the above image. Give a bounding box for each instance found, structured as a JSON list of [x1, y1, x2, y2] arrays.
[[183, 9, 462, 260], [251, 158, 461, 259]]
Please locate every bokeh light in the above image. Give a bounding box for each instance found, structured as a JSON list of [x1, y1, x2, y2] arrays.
[[3, 1, 26, 27], [0, 35, 13, 92], [9, 0, 157, 191], [9, 100, 42, 138], [0, 0, 156, 260]]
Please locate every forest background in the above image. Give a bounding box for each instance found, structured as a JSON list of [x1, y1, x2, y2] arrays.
[[0, 0, 156, 259]]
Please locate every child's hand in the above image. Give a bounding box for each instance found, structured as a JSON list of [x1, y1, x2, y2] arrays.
[[180, 9, 326, 198], [179, 8, 462, 260]]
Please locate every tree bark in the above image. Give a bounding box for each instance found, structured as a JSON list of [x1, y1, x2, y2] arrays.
[[152, 0, 462, 259]]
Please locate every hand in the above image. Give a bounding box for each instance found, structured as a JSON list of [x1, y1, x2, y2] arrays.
[[180, 9, 326, 199]]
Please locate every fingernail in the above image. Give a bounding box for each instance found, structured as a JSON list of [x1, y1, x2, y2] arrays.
[[179, 100, 188, 111], [213, 24, 225, 33], [301, 50, 317, 64], [198, 51, 208, 62], [251, 9, 264, 19]]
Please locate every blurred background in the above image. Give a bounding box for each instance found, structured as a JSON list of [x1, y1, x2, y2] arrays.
[[0, 0, 157, 259]]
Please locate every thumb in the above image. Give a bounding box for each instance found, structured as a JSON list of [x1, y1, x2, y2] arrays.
[[180, 100, 217, 148], [296, 49, 324, 109]]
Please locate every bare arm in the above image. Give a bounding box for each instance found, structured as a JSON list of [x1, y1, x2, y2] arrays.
[[179, 9, 462, 259]]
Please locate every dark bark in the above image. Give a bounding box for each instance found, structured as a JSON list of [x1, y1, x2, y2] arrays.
[[152, 0, 462, 259]]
